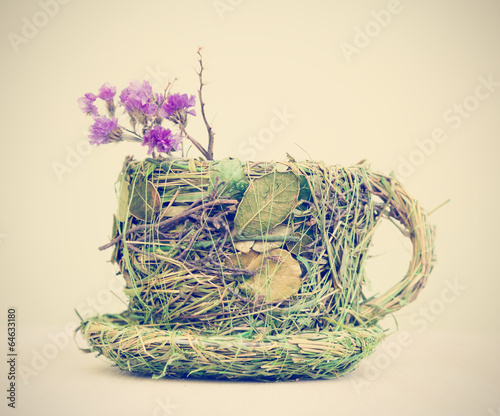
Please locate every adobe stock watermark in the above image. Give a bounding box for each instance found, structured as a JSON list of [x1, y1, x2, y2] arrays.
[[144, 65, 170, 91], [19, 274, 125, 385], [52, 134, 93, 183], [152, 397, 179, 416], [488, 406, 500, 416], [396, 74, 500, 181], [237, 107, 296, 160], [351, 277, 467, 393], [213, 0, 244, 21], [7, 0, 73, 54], [340, 0, 410, 64]]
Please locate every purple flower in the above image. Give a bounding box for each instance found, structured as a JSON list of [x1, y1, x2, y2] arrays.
[[142, 125, 182, 155], [119, 87, 130, 105], [119, 80, 157, 123], [88, 116, 121, 145], [77, 93, 98, 116], [97, 82, 116, 101], [159, 93, 196, 118], [120, 80, 154, 111]]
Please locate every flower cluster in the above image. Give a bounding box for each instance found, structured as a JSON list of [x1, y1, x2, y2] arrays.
[[143, 125, 182, 154], [78, 80, 197, 155], [88, 116, 121, 145], [77, 93, 98, 116], [159, 93, 196, 125], [119, 80, 158, 124]]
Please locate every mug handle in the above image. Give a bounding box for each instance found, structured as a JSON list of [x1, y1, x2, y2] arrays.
[[359, 171, 437, 323]]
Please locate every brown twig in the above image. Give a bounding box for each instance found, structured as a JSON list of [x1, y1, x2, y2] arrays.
[[176, 227, 204, 260], [196, 47, 215, 159], [158, 188, 180, 221], [177, 123, 212, 160], [98, 199, 238, 251]]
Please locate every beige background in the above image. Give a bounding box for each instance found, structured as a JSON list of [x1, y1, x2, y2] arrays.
[[1, 0, 499, 415]]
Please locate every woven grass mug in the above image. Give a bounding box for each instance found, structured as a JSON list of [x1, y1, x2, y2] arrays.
[[79, 156, 435, 381]]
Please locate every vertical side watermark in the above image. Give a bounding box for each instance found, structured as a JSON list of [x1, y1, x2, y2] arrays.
[[6, 308, 17, 409]]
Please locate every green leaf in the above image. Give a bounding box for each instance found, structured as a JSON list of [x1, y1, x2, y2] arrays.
[[143, 160, 158, 178], [209, 158, 248, 198], [110, 214, 119, 264], [252, 225, 291, 253], [161, 191, 208, 203], [110, 213, 118, 240], [123, 287, 143, 297], [188, 158, 198, 173], [129, 176, 161, 221], [234, 171, 300, 237], [298, 175, 312, 202], [117, 178, 131, 222]]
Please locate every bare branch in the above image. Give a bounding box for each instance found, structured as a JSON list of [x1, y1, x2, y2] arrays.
[[98, 198, 238, 251], [197, 47, 215, 159], [178, 123, 213, 160]]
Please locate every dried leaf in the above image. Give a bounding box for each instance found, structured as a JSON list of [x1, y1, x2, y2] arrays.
[[274, 162, 289, 173], [239, 248, 302, 302], [226, 249, 260, 269], [161, 205, 189, 218], [234, 240, 254, 253], [129, 176, 161, 221], [234, 171, 300, 237]]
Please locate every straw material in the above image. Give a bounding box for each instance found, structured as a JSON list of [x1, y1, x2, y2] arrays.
[[78, 156, 436, 380]]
